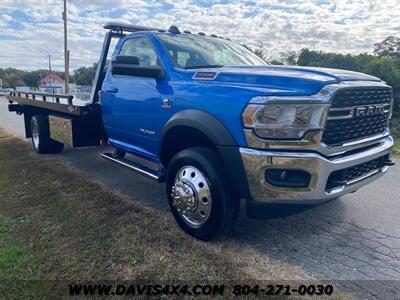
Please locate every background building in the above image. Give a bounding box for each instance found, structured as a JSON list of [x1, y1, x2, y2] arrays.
[[39, 72, 65, 94]]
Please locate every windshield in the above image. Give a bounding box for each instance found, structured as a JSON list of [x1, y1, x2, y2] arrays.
[[156, 33, 267, 69]]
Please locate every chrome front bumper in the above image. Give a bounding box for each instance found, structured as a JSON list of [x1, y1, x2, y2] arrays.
[[240, 136, 394, 204]]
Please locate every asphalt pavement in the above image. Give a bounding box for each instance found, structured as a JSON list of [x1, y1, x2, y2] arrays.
[[1, 97, 399, 298]]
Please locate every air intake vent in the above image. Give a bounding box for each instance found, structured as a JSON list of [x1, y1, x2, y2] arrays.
[[194, 72, 217, 80]]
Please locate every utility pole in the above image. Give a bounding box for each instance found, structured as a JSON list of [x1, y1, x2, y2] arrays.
[[47, 55, 52, 73], [63, 0, 69, 94], [47, 54, 53, 89]]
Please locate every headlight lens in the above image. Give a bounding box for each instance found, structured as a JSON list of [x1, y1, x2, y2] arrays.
[[243, 103, 329, 139]]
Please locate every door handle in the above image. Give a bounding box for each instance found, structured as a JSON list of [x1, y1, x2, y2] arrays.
[[105, 87, 118, 93]]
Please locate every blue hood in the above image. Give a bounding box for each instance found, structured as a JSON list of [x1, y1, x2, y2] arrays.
[[193, 65, 381, 96]]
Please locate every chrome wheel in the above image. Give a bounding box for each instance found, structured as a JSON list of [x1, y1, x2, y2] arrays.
[[171, 166, 212, 228], [32, 122, 39, 150]]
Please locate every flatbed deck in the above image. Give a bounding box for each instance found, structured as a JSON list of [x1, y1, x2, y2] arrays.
[[5, 91, 103, 147], [7, 91, 94, 116]]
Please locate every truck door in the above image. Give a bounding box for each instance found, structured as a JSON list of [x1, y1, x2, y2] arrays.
[[101, 36, 169, 161]]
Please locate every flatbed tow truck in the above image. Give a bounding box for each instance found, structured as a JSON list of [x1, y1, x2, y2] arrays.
[[6, 22, 395, 240]]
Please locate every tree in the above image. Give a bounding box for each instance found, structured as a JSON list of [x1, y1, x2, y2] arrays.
[[280, 51, 298, 66], [297, 48, 400, 118], [22, 70, 48, 87], [254, 42, 267, 61], [374, 36, 400, 58], [268, 59, 284, 65], [241, 43, 267, 62], [0, 68, 26, 88], [73, 63, 97, 85]]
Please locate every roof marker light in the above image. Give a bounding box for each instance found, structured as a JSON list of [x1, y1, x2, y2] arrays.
[[168, 25, 181, 34]]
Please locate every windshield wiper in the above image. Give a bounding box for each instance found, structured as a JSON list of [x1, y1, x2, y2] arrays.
[[185, 64, 224, 69]]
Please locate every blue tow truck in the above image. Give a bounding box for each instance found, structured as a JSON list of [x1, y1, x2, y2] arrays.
[[7, 23, 395, 240]]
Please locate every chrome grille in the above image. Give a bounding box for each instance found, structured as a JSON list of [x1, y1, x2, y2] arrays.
[[330, 87, 392, 108], [322, 87, 392, 147]]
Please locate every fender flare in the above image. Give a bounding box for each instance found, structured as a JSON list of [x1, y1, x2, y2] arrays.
[[160, 109, 236, 148], [160, 109, 251, 199]]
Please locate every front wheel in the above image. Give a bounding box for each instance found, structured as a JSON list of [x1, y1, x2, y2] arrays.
[[166, 147, 239, 241]]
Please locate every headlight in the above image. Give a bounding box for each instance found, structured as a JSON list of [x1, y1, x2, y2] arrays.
[[243, 103, 329, 139]]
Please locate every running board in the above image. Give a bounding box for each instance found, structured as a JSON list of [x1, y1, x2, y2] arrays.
[[101, 152, 165, 182]]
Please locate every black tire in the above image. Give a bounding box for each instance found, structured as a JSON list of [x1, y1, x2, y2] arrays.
[[30, 115, 52, 154], [166, 147, 239, 241], [30, 115, 64, 154], [51, 140, 64, 153]]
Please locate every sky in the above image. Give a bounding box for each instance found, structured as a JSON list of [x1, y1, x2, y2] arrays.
[[0, 0, 399, 71]]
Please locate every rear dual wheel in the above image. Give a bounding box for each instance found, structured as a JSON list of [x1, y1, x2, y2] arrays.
[[30, 115, 64, 154]]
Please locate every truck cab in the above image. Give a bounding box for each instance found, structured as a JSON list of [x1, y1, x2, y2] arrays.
[[100, 27, 267, 162], [8, 23, 395, 240]]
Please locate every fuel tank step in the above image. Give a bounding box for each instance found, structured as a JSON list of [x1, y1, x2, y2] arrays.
[[101, 152, 165, 182]]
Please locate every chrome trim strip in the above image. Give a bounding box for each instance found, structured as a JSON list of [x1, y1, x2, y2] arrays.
[[339, 131, 390, 147], [327, 114, 354, 120], [327, 107, 353, 120], [329, 107, 355, 111], [346, 169, 381, 185]]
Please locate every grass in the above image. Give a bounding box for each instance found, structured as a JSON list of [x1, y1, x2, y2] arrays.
[[390, 117, 400, 155], [0, 128, 311, 299], [0, 245, 35, 279], [393, 140, 400, 155], [390, 117, 400, 138]]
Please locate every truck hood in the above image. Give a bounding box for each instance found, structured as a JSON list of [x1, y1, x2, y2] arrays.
[[194, 65, 381, 95]]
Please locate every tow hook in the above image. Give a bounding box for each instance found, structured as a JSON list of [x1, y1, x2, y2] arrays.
[[385, 160, 395, 167]]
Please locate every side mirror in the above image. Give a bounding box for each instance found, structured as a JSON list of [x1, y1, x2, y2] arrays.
[[111, 55, 165, 79]]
